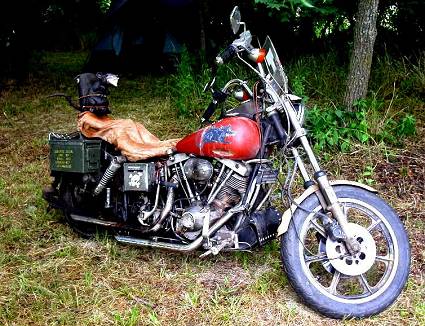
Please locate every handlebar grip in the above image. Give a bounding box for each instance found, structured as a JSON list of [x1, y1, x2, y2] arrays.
[[216, 44, 238, 65]]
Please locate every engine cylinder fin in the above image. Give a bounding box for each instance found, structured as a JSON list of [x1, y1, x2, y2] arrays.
[[173, 164, 191, 200], [216, 189, 240, 205], [225, 174, 248, 192], [214, 173, 248, 212]]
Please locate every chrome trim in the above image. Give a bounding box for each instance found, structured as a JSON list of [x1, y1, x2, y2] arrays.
[[244, 180, 258, 206], [179, 161, 196, 201], [291, 148, 310, 183], [244, 158, 271, 164], [216, 158, 249, 176], [115, 205, 244, 252], [208, 164, 226, 201], [207, 170, 233, 205], [70, 214, 119, 227], [248, 184, 261, 210], [149, 180, 176, 232], [166, 153, 190, 166], [222, 79, 253, 98], [255, 187, 273, 211], [138, 182, 160, 224]]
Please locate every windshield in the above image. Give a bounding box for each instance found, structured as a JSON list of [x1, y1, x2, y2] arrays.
[[263, 36, 288, 94]]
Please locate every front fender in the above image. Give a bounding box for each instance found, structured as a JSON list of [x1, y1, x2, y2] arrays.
[[276, 180, 377, 236]]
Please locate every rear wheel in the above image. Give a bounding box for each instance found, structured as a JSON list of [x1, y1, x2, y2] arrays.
[[280, 185, 410, 319], [60, 178, 100, 238]]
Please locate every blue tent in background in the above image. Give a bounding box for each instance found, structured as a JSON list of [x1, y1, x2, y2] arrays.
[[94, 26, 124, 56], [86, 0, 197, 73]]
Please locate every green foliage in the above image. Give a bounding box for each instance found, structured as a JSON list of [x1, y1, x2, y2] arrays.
[[357, 165, 375, 186], [370, 52, 425, 100], [253, 0, 425, 54], [305, 98, 417, 152], [306, 105, 368, 152], [397, 114, 416, 137], [171, 47, 208, 116], [255, 0, 314, 11], [290, 74, 308, 102], [113, 307, 141, 326], [98, 0, 112, 13], [287, 52, 346, 102], [170, 47, 254, 117], [254, 0, 340, 21], [288, 50, 420, 152], [169, 46, 418, 149]]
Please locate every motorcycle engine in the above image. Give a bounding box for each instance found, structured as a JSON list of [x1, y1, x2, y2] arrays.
[[183, 158, 213, 181], [176, 202, 209, 240], [176, 160, 248, 240]]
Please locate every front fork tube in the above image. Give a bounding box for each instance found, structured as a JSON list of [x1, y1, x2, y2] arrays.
[[278, 94, 360, 253], [295, 136, 361, 253]]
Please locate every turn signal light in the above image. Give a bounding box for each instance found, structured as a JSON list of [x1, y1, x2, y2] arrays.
[[256, 48, 267, 63]]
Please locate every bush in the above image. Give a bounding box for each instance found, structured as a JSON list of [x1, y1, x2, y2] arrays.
[[305, 99, 417, 152], [168, 47, 419, 150], [288, 51, 420, 151]]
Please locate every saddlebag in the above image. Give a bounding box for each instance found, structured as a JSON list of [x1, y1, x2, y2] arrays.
[[48, 132, 102, 173]]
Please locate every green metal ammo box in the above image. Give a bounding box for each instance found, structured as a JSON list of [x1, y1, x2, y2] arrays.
[[48, 132, 102, 173]]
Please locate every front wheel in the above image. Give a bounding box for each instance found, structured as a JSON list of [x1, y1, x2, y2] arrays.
[[280, 185, 410, 319]]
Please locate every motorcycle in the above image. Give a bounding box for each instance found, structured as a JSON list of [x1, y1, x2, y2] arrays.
[[43, 6, 410, 319]]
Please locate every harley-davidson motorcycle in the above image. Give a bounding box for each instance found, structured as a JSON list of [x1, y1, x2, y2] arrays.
[[43, 6, 410, 319]]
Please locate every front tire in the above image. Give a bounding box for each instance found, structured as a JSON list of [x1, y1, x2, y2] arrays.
[[280, 185, 410, 319]]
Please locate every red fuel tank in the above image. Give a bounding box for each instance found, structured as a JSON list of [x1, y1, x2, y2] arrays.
[[176, 117, 261, 160]]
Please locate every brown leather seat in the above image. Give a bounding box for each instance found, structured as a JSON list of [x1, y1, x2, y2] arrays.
[[77, 111, 181, 162]]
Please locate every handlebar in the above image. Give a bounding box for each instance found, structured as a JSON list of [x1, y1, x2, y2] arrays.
[[201, 100, 219, 123], [215, 44, 238, 65], [202, 30, 257, 123]]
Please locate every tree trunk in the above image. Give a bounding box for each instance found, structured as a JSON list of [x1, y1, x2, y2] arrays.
[[198, 0, 207, 53], [343, 0, 379, 111]]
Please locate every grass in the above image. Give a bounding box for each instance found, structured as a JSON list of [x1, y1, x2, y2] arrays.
[[0, 51, 424, 325]]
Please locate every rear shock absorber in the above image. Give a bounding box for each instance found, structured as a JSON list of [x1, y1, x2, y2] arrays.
[[93, 155, 127, 195]]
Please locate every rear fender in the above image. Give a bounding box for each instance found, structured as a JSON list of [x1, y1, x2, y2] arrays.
[[276, 180, 377, 236]]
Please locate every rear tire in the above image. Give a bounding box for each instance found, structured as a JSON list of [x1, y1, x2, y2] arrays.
[[60, 179, 100, 238], [280, 185, 410, 319]]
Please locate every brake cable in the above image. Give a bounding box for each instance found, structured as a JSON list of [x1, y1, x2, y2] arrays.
[[280, 154, 347, 261]]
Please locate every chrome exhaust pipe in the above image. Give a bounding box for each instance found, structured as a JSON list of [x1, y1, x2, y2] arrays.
[[114, 235, 203, 252], [149, 176, 178, 232], [70, 214, 119, 227], [115, 204, 244, 252]]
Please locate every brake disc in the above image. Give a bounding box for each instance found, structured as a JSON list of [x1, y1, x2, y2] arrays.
[[326, 223, 376, 276]]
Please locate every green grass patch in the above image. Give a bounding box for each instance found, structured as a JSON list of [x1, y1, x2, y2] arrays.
[[0, 50, 423, 325]]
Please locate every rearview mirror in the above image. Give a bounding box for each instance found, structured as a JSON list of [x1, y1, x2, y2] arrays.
[[230, 6, 241, 34]]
